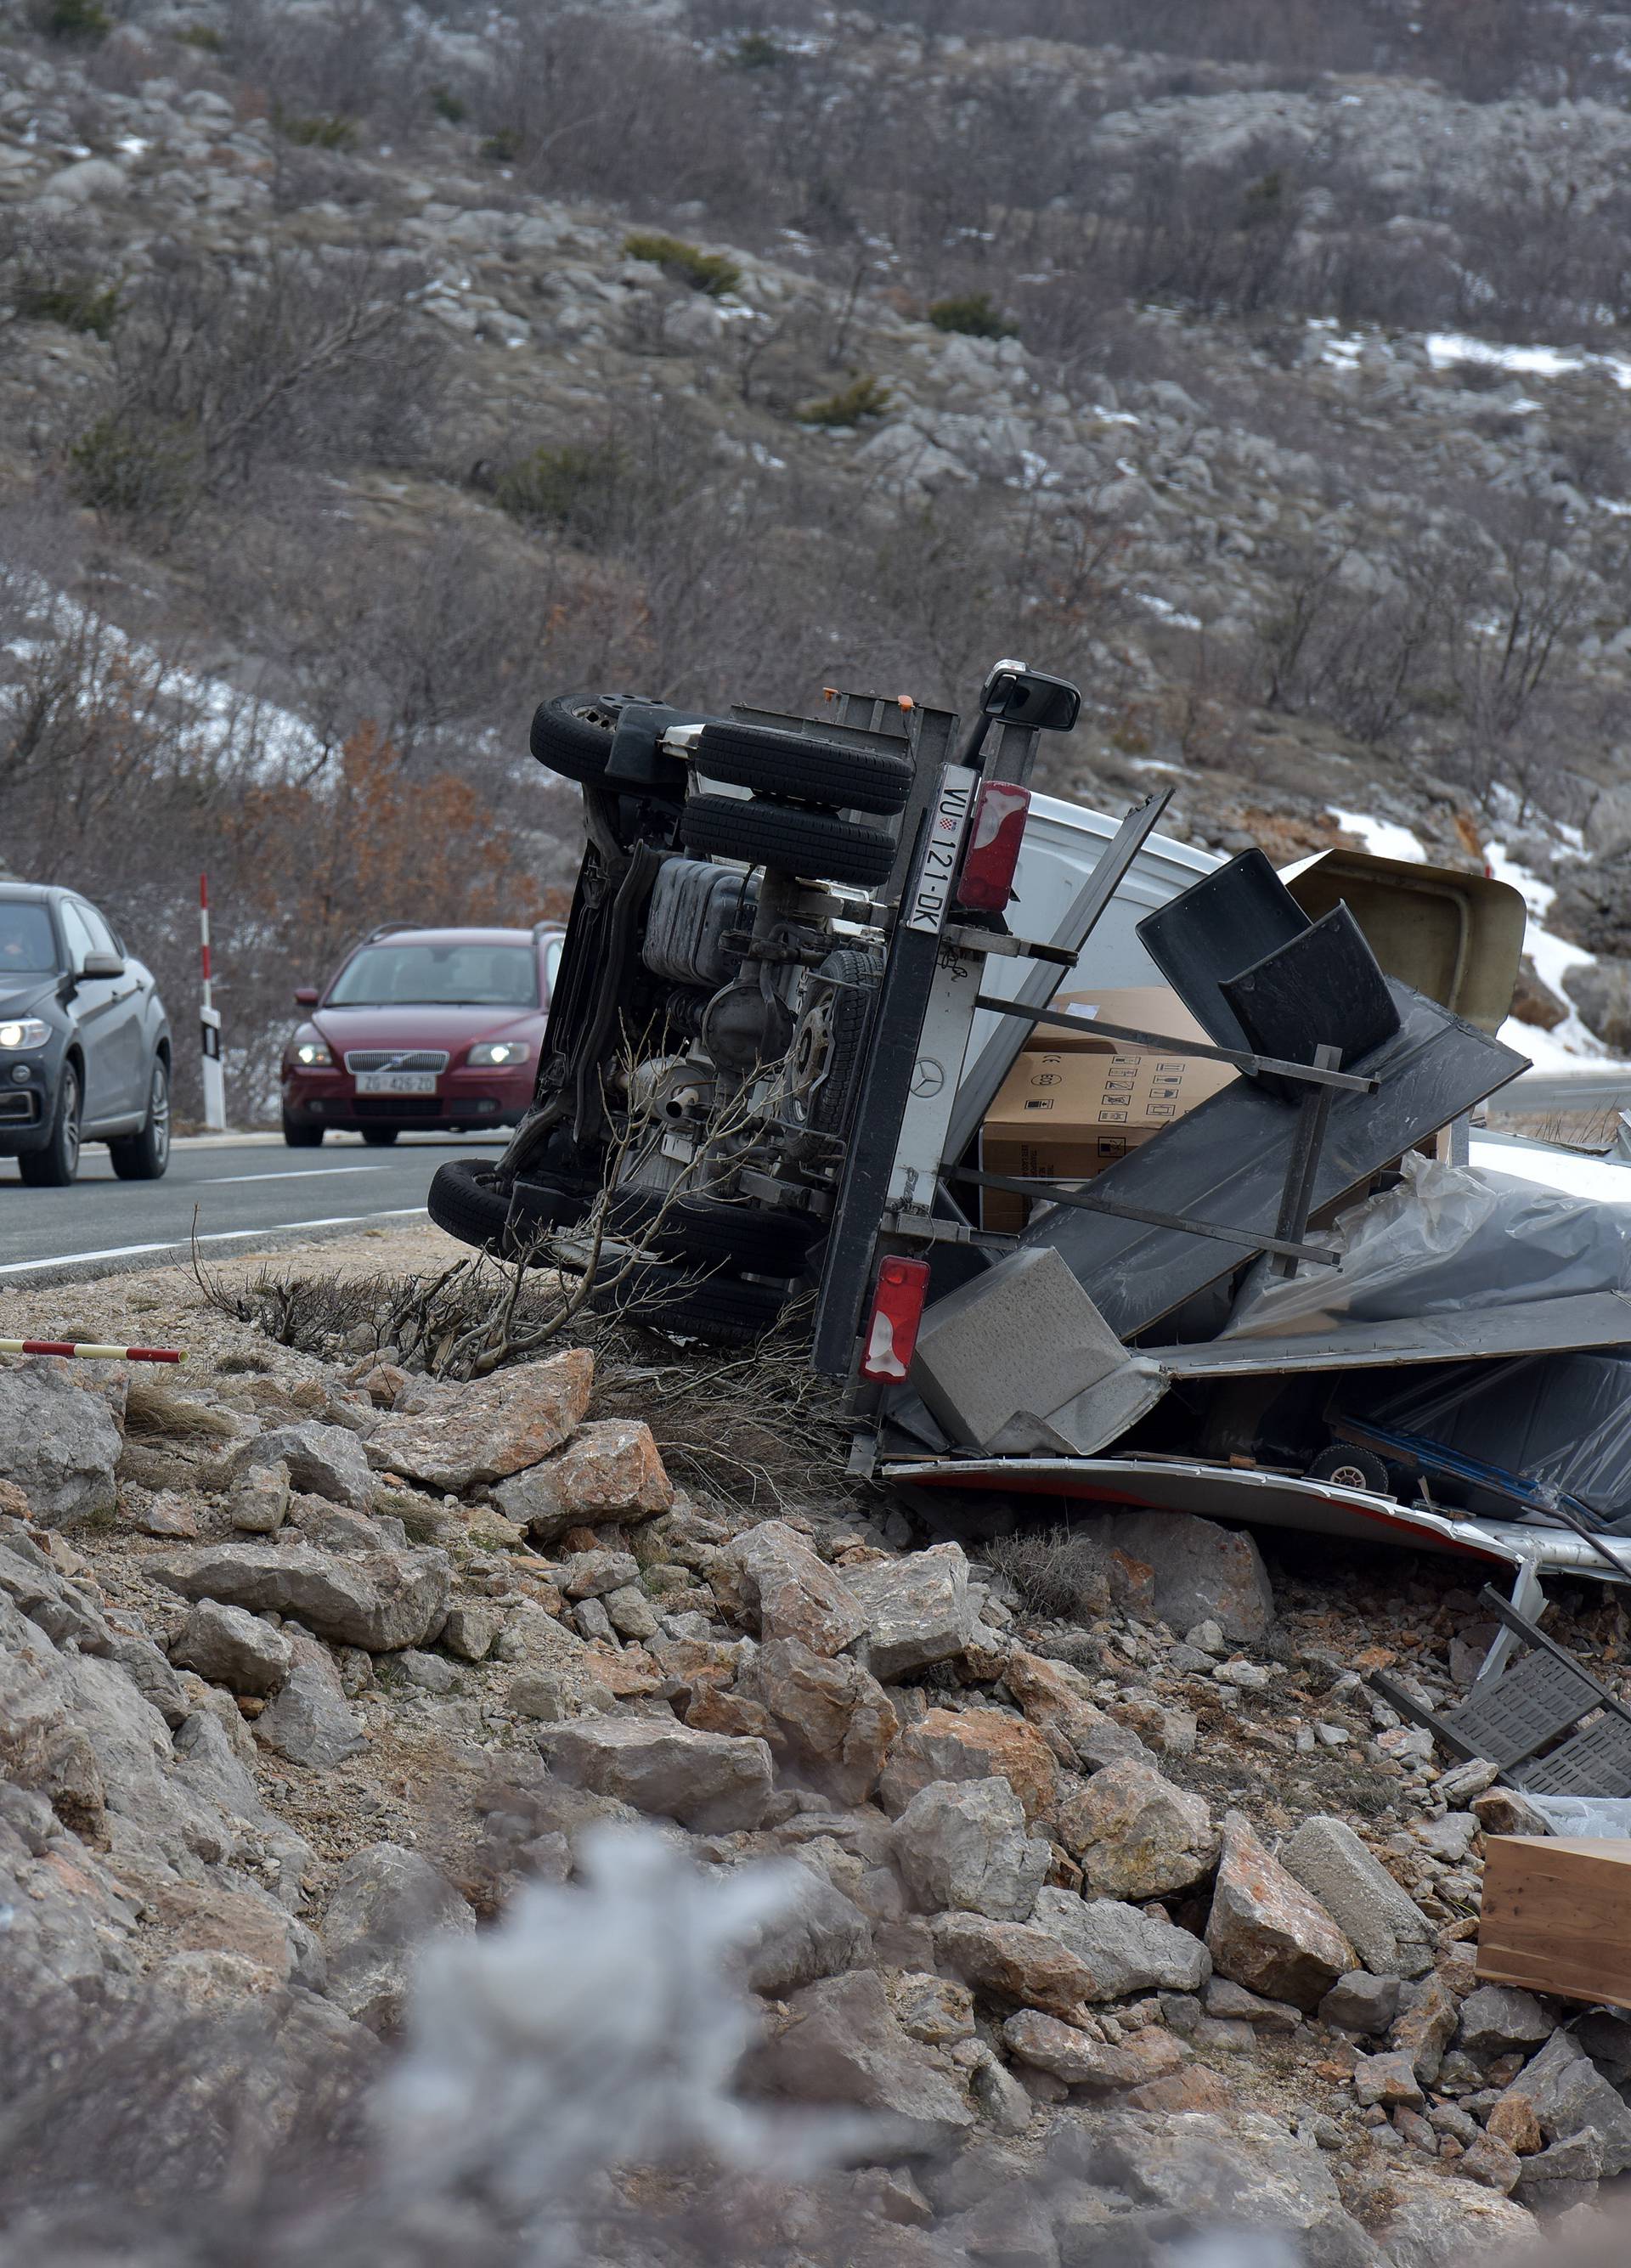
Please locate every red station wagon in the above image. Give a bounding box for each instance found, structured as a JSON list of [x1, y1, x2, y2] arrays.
[[279, 922, 564, 1145]]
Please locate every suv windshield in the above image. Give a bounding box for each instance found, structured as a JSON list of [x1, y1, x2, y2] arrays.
[[0, 901, 59, 977], [328, 940, 539, 1009]]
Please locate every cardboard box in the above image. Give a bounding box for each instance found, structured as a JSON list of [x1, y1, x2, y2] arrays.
[[1479, 1836, 1631, 2012], [1033, 984, 1214, 1053], [979, 1014, 1237, 1233]]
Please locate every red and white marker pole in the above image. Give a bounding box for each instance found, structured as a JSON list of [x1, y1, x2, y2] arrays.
[[199, 873, 226, 1133], [0, 1340, 185, 1364]]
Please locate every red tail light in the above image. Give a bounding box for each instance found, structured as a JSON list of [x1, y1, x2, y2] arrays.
[[955, 781, 1030, 912], [860, 1255, 931, 1381]]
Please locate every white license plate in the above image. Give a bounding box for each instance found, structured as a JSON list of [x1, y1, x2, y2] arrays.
[[355, 1072, 437, 1096]]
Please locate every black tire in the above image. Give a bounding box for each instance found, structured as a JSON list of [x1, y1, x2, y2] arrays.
[[20, 1061, 82, 1188], [797, 945, 883, 1136], [607, 1186, 819, 1274], [680, 795, 895, 889], [109, 1057, 172, 1181], [529, 695, 618, 786], [428, 1158, 518, 1251], [360, 1126, 400, 1147], [694, 721, 912, 815], [283, 1113, 324, 1148], [1306, 1445, 1393, 1497], [590, 1259, 789, 1346], [428, 1159, 593, 1255]]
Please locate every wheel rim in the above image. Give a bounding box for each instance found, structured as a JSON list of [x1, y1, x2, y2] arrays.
[[151, 1063, 170, 1167], [1327, 1461, 1371, 1491], [62, 1069, 81, 1173]]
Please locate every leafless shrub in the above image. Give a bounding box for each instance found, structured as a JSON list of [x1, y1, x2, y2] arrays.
[[985, 1525, 1111, 1622], [69, 245, 443, 536]]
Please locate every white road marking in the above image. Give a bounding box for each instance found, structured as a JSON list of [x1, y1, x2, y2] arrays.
[[0, 1207, 428, 1275], [199, 1165, 391, 1185]]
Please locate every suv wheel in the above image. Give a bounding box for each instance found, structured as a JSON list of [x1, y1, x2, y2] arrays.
[[529, 695, 618, 786], [109, 1058, 172, 1181], [20, 1061, 82, 1188], [692, 721, 913, 814]]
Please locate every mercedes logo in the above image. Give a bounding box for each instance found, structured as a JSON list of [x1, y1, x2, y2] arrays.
[[911, 1058, 945, 1098]]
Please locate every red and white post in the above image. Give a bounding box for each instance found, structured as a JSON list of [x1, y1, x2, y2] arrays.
[[199, 873, 226, 1132]]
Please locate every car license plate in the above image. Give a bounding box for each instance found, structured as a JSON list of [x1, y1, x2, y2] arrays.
[[355, 1072, 437, 1096]]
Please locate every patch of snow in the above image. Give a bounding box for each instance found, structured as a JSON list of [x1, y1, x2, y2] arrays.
[[1426, 331, 1631, 391], [1485, 837, 1613, 1064], [1470, 1135, 1631, 1207], [1137, 592, 1202, 629], [1324, 807, 1427, 863]]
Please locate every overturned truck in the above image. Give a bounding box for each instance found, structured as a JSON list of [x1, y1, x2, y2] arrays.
[[429, 663, 1631, 1613]]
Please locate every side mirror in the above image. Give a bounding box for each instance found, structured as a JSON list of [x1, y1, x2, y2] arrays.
[[981, 660, 1081, 735], [294, 986, 320, 1007], [82, 951, 126, 980]]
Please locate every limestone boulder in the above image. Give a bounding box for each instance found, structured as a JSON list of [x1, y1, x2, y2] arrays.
[[1003, 1650, 1149, 1773], [170, 1599, 292, 1697], [1057, 1758, 1217, 1898], [846, 1543, 976, 1679], [879, 1706, 1058, 1825], [253, 1629, 366, 1768], [930, 1913, 1098, 2019], [1205, 1811, 1354, 2011], [707, 1520, 865, 1656], [1280, 1814, 1435, 1978], [742, 1635, 898, 1804], [1099, 1510, 1274, 1640], [543, 1713, 774, 1832], [364, 1348, 594, 1492], [1029, 1887, 1211, 1999], [889, 1778, 1051, 1921], [494, 1417, 672, 1541], [148, 1542, 451, 1653], [0, 1357, 121, 1526]]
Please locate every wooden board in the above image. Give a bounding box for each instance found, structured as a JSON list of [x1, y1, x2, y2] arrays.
[[1478, 1836, 1631, 2011]]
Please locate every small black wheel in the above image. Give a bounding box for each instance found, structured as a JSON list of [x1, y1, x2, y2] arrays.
[[694, 721, 913, 815], [529, 695, 618, 786], [109, 1057, 172, 1181], [1306, 1445, 1393, 1497], [589, 1258, 790, 1346], [607, 1186, 820, 1274], [360, 1126, 400, 1147], [282, 1113, 324, 1148], [680, 795, 895, 889], [20, 1062, 82, 1188]]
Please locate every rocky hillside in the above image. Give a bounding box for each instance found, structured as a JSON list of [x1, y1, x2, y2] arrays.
[[0, 1226, 1625, 2259], [8, 4, 1631, 1098]]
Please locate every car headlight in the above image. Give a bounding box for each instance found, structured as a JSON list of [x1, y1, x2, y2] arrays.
[[0, 1019, 48, 1050], [468, 1040, 530, 1068], [293, 1039, 333, 1067]]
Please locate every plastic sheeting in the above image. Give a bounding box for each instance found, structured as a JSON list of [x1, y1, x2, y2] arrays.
[[1336, 1349, 1631, 1519], [1525, 1792, 1631, 1839], [1224, 1151, 1631, 1339]]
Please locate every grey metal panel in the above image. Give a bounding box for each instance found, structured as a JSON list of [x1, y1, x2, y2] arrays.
[[1016, 980, 1527, 1340], [881, 1453, 1631, 1585], [1157, 1291, 1631, 1378]]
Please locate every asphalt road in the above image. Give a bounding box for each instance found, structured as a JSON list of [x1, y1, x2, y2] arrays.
[[0, 1131, 498, 1284], [1502, 1069, 1631, 1114]]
